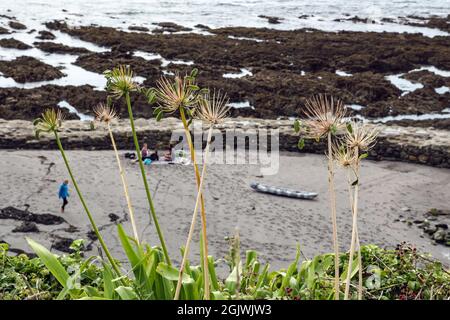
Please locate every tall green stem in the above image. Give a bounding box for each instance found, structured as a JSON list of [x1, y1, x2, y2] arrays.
[[179, 108, 210, 300], [125, 92, 171, 266], [174, 126, 213, 300], [327, 132, 340, 300], [54, 132, 121, 276]]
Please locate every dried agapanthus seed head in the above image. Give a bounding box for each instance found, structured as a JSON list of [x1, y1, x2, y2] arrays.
[[104, 65, 139, 99], [155, 74, 198, 114], [303, 94, 346, 139], [330, 142, 357, 168], [93, 103, 118, 124], [33, 108, 65, 137], [195, 90, 230, 125], [344, 121, 379, 151]]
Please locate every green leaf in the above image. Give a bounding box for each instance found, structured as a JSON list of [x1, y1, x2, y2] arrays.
[[190, 68, 198, 78], [146, 91, 156, 104], [153, 251, 174, 300], [156, 111, 164, 122], [199, 88, 209, 95], [102, 263, 115, 299], [115, 286, 138, 300], [245, 250, 258, 269], [330, 124, 337, 135], [211, 291, 226, 300], [152, 106, 161, 116], [117, 224, 140, 266], [156, 262, 193, 284], [298, 138, 305, 150], [84, 286, 101, 297], [359, 153, 368, 160], [225, 262, 242, 293], [78, 296, 111, 300], [183, 279, 199, 300], [56, 286, 70, 300], [34, 129, 43, 139], [189, 84, 200, 91], [117, 224, 152, 293], [340, 256, 359, 282], [346, 122, 353, 134], [106, 96, 113, 107], [255, 264, 269, 291], [26, 238, 70, 288], [279, 245, 300, 295], [208, 256, 220, 291], [294, 120, 300, 133]]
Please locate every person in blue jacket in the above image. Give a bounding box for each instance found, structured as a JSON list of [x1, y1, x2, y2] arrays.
[[58, 180, 70, 213]]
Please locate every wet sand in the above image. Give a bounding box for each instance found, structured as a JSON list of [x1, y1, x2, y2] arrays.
[[0, 150, 449, 272]]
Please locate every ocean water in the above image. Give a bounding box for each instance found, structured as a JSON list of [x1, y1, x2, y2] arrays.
[[1, 1, 449, 121], [0, 0, 449, 36]]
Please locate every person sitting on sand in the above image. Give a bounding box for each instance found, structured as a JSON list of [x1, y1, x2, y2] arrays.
[[163, 151, 172, 161], [58, 180, 70, 213], [141, 143, 150, 160], [163, 142, 174, 161], [149, 149, 159, 161]]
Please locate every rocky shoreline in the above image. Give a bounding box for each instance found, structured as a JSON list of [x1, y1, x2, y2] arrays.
[[0, 19, 449, 128], [397, 208, 450, 247], [1, 117, 450, 168]]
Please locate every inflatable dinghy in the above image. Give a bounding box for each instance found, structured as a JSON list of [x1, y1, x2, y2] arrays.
[[250, 182, 318, 200]]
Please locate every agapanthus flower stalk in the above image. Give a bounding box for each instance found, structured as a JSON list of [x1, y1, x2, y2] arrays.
[[34, 109, 122, 278], [303, 94, 346, 300], [155, 75, 198, 114], [174, 92, 229, 300], [94, 103, 140, 243], [104, 65, 140, 99], [343, 121, 379, 300], [105, 65, 171, 266], [332, 141, 364, 300], [154, 72, 214, 298]]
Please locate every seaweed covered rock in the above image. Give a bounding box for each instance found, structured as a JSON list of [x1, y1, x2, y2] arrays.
[[0, 57, 64, 83], [128, 25, 149, 32], [12, 222, 39, 233], [8, 20, 27, 30], [36, 30, 56, 40], [0, 26, 10, 34], [151, 22, 192, 33], [0, 38, 31, 50], [0, 206, 65, 225], [33, 41, 91, 55]]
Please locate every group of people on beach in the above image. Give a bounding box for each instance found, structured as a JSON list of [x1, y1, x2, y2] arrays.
[[58, 141, 176, 213], [126, 142, 174, 164]]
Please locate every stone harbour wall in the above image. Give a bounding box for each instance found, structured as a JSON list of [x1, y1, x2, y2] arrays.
[[1, 117, 450, 168]]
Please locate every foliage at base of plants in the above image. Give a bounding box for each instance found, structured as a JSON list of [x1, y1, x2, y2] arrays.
[[0, 241, 104, 300], [1, 237, 448, 300]]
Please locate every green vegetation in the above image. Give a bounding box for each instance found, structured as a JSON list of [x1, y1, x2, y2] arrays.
[[1, 240, 449, 300], [4, 66, 445, 300]]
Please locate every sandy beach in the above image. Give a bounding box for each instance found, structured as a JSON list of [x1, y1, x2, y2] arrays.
[[1, 150, 449, 272]]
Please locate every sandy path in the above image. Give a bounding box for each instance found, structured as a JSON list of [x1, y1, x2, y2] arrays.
[[0, 150, 449, 273]]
